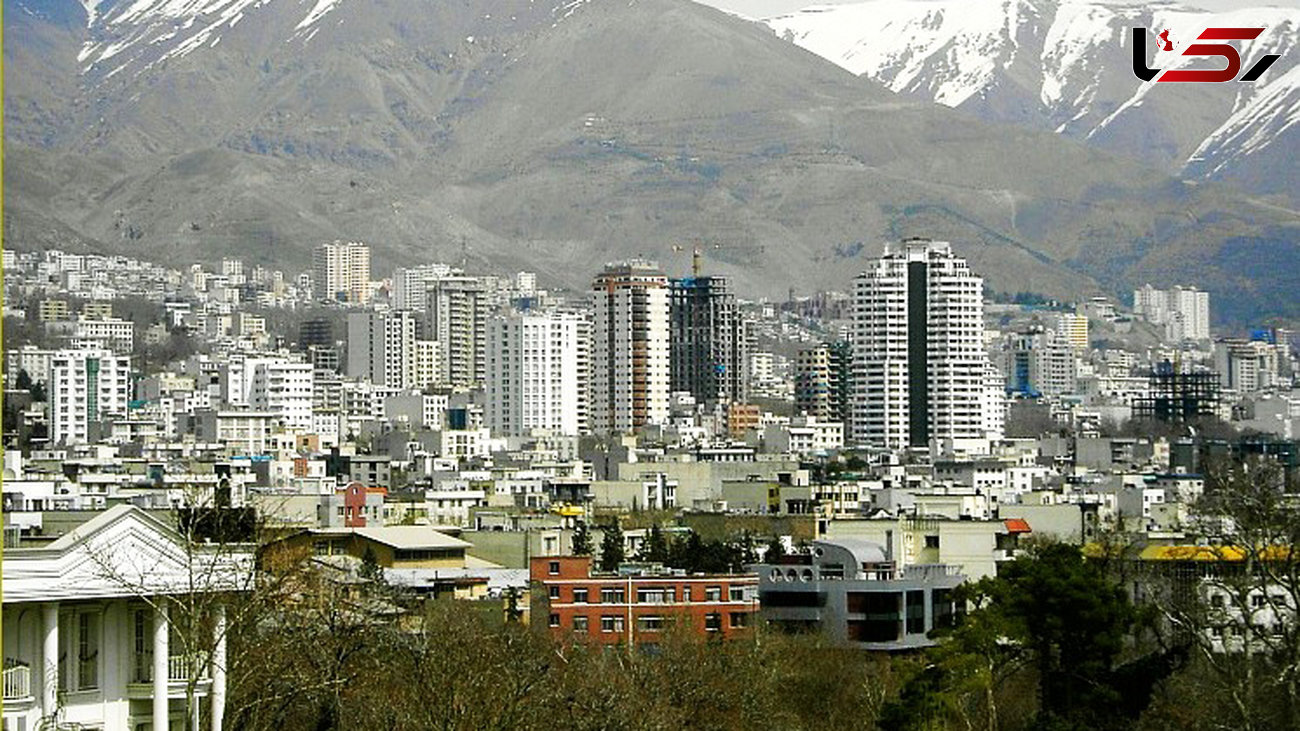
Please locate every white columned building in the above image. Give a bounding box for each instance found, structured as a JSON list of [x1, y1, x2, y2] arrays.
[[2, 506, 250, 731]]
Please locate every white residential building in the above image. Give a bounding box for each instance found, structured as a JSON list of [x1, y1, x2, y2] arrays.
[[49, 349, 132, 446], [487, 311, 588, 437], [392, 263, 457, 311], [313, 241, 371, 304], [590, 260, 670, 433], [998, 328, 1077, 397], [426, 276, 495, 389], [192, 410, 278, 456], [1215, 338, 1282, 394], [414, 339, 441, 390], [762, 416, 844, 454], [1134, 284, 1211, 341], [852, 239, 1001, 450], [346, 310, 420, 389], [249, 361, 314, 430], [73, 317, 135, 354], [1054, 312, 1088, 350]]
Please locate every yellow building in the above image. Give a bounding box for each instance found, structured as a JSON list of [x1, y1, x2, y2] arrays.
[[38, 299, 70, 322], [279, 525, 473, 569], [1056, 312, 1089, 350]]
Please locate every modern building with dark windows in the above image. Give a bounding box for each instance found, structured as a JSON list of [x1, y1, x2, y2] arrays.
[[669, 275, 750, 406], [755, 539, 964, 651]]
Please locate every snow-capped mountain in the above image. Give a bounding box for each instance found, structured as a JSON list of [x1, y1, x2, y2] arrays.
[[7, 0, 1300, 324], [70, 0, 581, 82], [763, 0, 1300, 196]]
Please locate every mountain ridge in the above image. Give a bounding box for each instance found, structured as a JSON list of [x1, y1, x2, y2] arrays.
[[762, 0, 1300, 200], [5, 0, 1299, 325]]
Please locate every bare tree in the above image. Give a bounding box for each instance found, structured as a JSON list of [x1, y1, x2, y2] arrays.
[[1163, 456, 1300, 730], [81, 485, 263, 730]]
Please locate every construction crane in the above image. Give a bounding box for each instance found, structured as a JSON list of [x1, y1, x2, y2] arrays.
[[671, 240, 765, 277]]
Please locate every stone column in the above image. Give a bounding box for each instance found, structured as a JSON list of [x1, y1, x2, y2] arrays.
[[153, 601, 170, 731], [41, 602, 59, 719], [211, 604, 226, 731]]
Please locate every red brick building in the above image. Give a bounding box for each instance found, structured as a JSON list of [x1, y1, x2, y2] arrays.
[[530, 555, 759, 645]]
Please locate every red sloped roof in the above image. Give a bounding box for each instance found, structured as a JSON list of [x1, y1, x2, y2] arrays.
[[1003, 518, 1032, 534]]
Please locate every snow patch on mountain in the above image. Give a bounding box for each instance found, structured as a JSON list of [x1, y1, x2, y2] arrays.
[[771, 1, 1036, 106], [78, 0, 277, 76], [764, 0, 1300, 183], [1190, 63, 1300, 175], [295, 0, 343, 32]]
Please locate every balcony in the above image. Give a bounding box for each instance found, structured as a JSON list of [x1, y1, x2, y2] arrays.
[[127, 655, 211, 698], [170, 654, 209, 682], [3, 660, 31, 701]]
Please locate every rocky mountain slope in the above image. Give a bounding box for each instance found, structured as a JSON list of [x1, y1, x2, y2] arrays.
[[5, 0, 1299, 323]]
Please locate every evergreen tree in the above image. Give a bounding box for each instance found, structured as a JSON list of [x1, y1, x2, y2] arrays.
[[598, 520, 624, 572], [882, 541, 1159, 730], [737, 531, 759, 568], [358, 544, 385, 586], [765, 536, 787, 563], [571, 520, 593, 556], [639, 523, 670, 563]]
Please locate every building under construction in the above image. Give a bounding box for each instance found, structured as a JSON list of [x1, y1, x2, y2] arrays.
[[1133, 361, 1220, 424], [669, 275, 750, 405]]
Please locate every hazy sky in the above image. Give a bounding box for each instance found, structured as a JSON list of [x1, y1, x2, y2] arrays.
[[697, 0, 1300, 20]]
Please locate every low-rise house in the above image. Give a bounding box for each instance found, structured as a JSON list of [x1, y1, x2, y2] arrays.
[[274, 525, 474, 569]]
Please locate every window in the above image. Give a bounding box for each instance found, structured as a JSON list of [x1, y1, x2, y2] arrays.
[[637, 588, 674, 604], [133, 609, 153, 683], [573, 588, 589, 604], [548, 561, 560, 575], [549, 585, 561, 600], [1210, 594, 1225, 608], [846, 591, 902, 643], [637, 616, 664, 632], [906, 590, 926, 635], [729, 586, 747, 602], [573, 616, 589, 633], [600, 587, 626, 604], [705, 586, 722, 602], [78, 613, 100, 689], [932, 589, 956, 630], [59, 610, 100, 691], [549, 614, 560, 628], [729, 612, 750, 629], [924, 535, 940, 549], [704, 613, 722, 631], [1252, 595, 1266, 608], [682, 587, 692, 602], [820, 564, 845, 580], [600, 615, 625, 633]]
